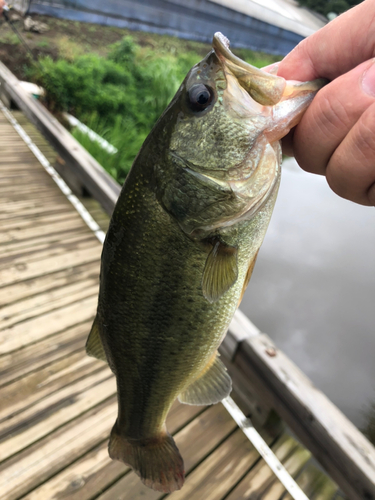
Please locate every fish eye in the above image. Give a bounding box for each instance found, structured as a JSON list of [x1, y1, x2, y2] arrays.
[[187, 84, 214, 112]]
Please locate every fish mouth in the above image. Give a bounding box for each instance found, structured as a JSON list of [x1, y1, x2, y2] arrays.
[[212, 32, 326, 106], [212, 32, 286, 106]]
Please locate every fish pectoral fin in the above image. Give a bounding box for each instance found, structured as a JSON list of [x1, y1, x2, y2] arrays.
[[178, 352, 232, 406], [202, 240, 238, 303], [86, 317, 107, 363]]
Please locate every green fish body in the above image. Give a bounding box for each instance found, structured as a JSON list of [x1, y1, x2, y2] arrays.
[[86, 33, 325, 493]]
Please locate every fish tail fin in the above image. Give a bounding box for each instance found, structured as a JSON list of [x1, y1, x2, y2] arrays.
[[108, 422, 184, 493]]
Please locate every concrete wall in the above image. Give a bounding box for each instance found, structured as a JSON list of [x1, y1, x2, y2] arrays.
[[26, 0, 310, 55]]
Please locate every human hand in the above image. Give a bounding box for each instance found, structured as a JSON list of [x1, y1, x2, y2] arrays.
[[276, 0, 375, 206], [0, 0, 6, 16]]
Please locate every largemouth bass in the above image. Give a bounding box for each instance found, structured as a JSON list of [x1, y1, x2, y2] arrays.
[[86, 33, 325, 493]]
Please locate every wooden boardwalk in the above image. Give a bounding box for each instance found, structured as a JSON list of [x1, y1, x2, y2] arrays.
[[0, 107, 341, 499]]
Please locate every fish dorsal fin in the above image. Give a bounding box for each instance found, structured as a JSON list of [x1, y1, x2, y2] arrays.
[[86, 317, 107, 363], [202, 240, 238, 303], [178, 352, 232, 406]]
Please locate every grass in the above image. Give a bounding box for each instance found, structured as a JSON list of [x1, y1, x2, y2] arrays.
[[70, 114, 148, 183], [55, 36, 86, 60], [0, 31, 20, 45], [36, 39, 49, 49]]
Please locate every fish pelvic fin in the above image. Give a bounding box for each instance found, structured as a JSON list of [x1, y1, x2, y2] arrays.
[[86, 317, 107, 363], [202, 240, 238, 303], [108, 423, 184, 493], [178, 352, 232, 406]]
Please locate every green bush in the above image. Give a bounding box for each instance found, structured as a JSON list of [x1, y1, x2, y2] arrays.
[[71, 113, 147, 184], [27, 35, 274, 184], [296, 0, 361, 16], [26, 36, 201, 183], [108, 36, 137, 65]]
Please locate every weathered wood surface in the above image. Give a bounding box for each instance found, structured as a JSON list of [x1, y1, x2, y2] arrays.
[[0, 104, 344, 499], [0, 62, 120, 214], [234, 333, 375, 500]]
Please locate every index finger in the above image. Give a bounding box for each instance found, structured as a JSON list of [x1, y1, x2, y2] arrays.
[[277, 0, 375, 81]]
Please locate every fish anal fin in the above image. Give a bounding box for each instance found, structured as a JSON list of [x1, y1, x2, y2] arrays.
[[86, 317, 107, 363], [238, 250, 259, 307], [202, 240, 238, 303], [178, 352, 232, 406]]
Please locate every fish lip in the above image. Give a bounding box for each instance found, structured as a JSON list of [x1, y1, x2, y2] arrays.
[[212, 32, 255, 73], [212, 32, 286, 106]]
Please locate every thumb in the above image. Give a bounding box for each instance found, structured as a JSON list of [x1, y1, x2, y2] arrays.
[[277, 1, 375, 82], [291, 59, 375, 205]]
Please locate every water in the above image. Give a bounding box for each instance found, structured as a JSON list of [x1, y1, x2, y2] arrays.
[[241, 158, 375, 431]]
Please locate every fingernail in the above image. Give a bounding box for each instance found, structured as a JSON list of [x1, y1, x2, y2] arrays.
[[262, 62, 280, 75], [362, 60, 375, 96]]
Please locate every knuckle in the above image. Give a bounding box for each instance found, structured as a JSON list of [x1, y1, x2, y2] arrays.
[[314, 86, 353, 137], [326, 108, 375, 205], [354, 110, 375, 159]]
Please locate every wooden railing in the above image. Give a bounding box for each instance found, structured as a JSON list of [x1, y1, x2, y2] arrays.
[[220, 316, 375, 500], [2, 61, 375, 500]]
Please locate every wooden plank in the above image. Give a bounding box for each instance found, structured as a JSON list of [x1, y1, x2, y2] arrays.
[[0, 192, 65, 206], [0, 170, 49, 180], [0, 62, 121, 215], [0, 209, 84, 233], [0, 217, 89, 245], [0, 370, 115, 463], [282, 463, 336, 500], [221, 352, 272, 427], [0, 182, 56, 194], [236, 334, 375, 500], [0, 233, 97, 268], [0, 231, 93, 261], [225, 433, 298, 500], [0, 187, 66, 201], [0, 245, 100, 287], [0, 178, 61, 191], [0, 398, 117, 500], [0, 145, 31, 153], [0, 190, 68, 203], [0, 234, 98, 272], [20, 402, 205, 500], [0, 152, 45, 161], [0, 204, 73, 222], [0, 164, 54, 175], [0, 295, 97, 354], [0, 351, 101, 422], [0, 280, 98, 330], [311, 480, 342, 500], [158, 428, 264, 500], [0, 261, 99, 305], [260, 446, 311, 499], [0, 197, 69, 215], [0, 322, 90, 387]]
